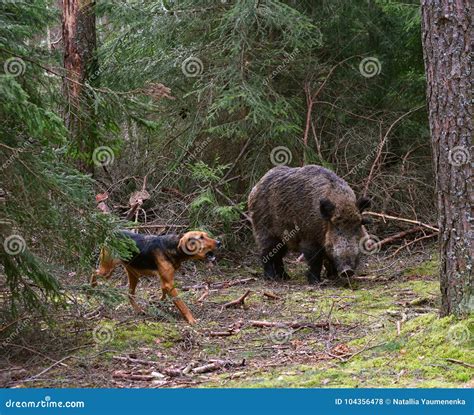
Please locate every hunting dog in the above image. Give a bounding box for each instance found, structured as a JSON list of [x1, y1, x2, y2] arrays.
[[91, 230, 221, 324]]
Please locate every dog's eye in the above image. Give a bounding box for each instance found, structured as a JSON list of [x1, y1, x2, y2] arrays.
[[200, 235, 204, 239]]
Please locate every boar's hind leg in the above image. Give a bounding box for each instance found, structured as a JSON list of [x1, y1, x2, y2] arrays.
[[303, 248, 324, 284], [273, 244, 290, 280], [261, 238, 290, 281]]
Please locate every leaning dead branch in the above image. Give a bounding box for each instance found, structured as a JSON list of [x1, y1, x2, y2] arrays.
[[364, 211, 439, 233], [378, 226, 426, 246], [263, 291, 281, 300], [387, 233, 438, 258], [223, 290, 252, 308]]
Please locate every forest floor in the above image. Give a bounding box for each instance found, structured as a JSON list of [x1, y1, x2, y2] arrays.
[[1, 248, 473, 388]]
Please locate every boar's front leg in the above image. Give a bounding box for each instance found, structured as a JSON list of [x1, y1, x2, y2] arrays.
[[302, 247, 324, 284], [323, 254, 337, 279]]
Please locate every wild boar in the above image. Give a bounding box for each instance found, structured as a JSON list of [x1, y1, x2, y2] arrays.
[[248, 165, 370, 283]]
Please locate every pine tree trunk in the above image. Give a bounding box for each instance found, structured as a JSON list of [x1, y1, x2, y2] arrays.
[[62, 0, 98, 173], [420, 0, 473, 316]]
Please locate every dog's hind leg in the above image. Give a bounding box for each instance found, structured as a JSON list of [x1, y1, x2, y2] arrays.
[[125, 267, 144, 314]]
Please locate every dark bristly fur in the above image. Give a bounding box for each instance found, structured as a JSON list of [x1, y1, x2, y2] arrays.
[[118, 231, 187, 270], [248, 165, 370, 283]]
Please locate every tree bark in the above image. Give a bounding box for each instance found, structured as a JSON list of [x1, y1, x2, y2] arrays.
[[420, 0, 473, 316], [62, 0, 98, 173]]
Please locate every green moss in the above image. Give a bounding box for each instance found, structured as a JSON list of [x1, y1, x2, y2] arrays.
[[212, 312, 473, 388], [107, 322, 180, 350], [404, 257, 439, 277]]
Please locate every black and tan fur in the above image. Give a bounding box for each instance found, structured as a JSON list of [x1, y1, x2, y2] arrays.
[[90, 231, 221, 325]]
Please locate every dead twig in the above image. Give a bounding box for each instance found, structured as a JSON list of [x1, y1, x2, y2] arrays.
[[444, 358, 474, 369], [25, 355, 73, 381], [340, 340, 386, 363], [378, 226, 426, 246], [363, 105, 425, 196], [364, 211, 439, 233], [112, 356, 161, 366], [182, 277, 256, 291], [112, 370, 155, 381], [223, 290, 252, 308], [197, 288, 209, 302], [192, 359, 245, 374], [249, 320, 332, 330], [263, 291, 280, 300], [387, 233, 438, 258]]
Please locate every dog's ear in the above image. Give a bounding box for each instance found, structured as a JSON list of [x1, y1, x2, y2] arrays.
[[177, 233, 187, 250]]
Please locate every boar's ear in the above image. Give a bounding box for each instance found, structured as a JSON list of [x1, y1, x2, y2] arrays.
[[320, 198, 336, 221], [356, 197, 371, 213]]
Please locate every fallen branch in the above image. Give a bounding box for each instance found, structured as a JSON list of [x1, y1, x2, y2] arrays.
[[445, 358, 474, 369], [263, 291, 280, 300], [197, 288, 209, 302], [182, 277, 256, 291], [378, 226, 426, 246], [340, 340, 387, 363], [223, 290, 252, 308], [364, 211, 439, 233], [129, 224, 188, 229], [208, 330, 237, 337], [26, 356, 73, 381], [112, 356, 161, 366], [387, 233, 438, 258], [192, 359, 245, 374], [249, 320, 331, 330], [112, 370, 155, 381]]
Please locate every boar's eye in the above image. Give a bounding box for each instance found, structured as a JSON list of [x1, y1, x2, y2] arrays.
[[361, 217, 372, 226]]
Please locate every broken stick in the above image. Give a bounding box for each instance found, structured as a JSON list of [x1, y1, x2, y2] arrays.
[[223, 290, 252, 308]]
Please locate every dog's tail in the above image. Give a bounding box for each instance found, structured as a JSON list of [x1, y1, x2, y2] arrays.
[[90, 247, 119, 286]]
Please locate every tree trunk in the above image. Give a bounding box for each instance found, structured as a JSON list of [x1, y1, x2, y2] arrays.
[[420, 0, 473, 316], [62, 0, 98, 173]]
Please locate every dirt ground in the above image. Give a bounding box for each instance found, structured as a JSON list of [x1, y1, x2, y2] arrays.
[[1, 247, 473, 388]]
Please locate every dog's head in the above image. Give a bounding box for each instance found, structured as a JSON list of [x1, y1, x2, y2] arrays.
[[178, 231, 222, 263]]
